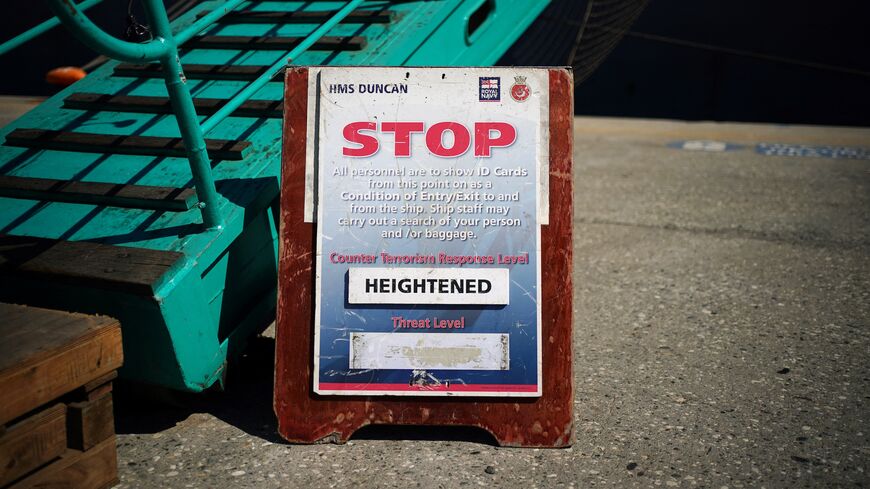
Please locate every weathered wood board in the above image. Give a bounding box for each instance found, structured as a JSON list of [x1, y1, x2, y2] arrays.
[[6, 437, 118, 489], [0, 404, 67, 484], [0, 304, 122, 426], [0, 303, 121, 488], [0, 235, 182, 295]]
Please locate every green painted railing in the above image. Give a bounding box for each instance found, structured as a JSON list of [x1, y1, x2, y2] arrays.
[[46, 0, 224, 228], [3, 0, 365, 230]]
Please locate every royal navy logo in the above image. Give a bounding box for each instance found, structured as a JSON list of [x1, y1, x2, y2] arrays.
[[510, 75, 530, 102], [479, 77, 500, 102]]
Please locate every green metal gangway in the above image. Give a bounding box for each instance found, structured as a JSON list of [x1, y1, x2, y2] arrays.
[[0, 0, 549, 391]]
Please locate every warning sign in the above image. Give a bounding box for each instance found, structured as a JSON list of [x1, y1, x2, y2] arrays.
[[308, 67, 549, 397]]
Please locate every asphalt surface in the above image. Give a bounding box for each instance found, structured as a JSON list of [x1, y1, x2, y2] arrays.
[[113, 117, 869, 488]]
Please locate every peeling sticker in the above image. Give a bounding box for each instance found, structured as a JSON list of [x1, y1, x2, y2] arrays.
[[349, 332, 509, 370]]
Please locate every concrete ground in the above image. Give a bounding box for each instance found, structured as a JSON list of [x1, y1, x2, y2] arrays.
[[0, 96, 44, 128], [112, 117, 869, 488]]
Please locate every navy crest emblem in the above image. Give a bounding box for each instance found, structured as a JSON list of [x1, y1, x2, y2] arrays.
[[510, 76, 530, 102], [479, 77, 500, 102]]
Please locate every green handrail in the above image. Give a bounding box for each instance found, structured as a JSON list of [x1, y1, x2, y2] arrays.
[[45, 0, 224, 229], [34, 0, 366, 230], [45, 0, 170, 62], [0, 0, 105, 56], [1, 0, 246, 57]]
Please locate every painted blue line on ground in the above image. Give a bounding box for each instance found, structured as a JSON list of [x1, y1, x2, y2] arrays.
[[667, 140, 745, 152], [756, 143, 870, 160]]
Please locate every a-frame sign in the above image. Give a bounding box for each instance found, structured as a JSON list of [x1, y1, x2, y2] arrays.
[[275, 66, 573, 447]]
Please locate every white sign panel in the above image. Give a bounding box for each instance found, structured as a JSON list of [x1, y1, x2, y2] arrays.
[[311, 67, 547, 397]]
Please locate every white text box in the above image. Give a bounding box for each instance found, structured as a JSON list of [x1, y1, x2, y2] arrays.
[[347, 267, 509, 305]]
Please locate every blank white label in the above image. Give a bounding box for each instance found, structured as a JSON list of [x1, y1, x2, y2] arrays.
[[350, 332, 509, 370]]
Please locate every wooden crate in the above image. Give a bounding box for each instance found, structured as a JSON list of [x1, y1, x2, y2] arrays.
[[0, 304, 123, 489]]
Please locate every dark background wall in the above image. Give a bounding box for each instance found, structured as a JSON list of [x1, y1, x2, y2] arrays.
[[1, 0, 869, 127], [0, 1, 179, 96], [500, 0, 870, 127]]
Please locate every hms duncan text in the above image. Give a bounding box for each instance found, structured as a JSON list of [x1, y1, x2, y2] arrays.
[[328, 83, 408, 94]]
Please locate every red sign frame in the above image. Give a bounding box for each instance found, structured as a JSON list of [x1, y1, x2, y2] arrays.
[[274, 66, 574, 447]]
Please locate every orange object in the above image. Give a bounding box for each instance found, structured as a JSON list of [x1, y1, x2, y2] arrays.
[[45, 66, 87, 87]]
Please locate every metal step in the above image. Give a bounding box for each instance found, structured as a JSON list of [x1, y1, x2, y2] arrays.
[[183, 35, 367, 51], [197, 8, 396, 24], [4, 129, 252, 160], [0, 175, 196, 211], [114, 63, 284, 81], [63, 93, 282, 118]]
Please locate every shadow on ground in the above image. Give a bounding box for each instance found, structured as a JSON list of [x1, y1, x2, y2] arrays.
[[113, 335, 497, 446], [114, 335, 283, 443]]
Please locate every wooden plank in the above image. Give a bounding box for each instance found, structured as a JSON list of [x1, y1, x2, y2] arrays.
[[115, 63, 281, 81], [81, 372, 117, 400], [8, 436, 118, 489], [63, 92, 282, 118], [0, 304, 123, 426], [0, 175, 196, 212], [0, 236, 183, 296], [0, 403, 67, 485], [199, 8, 396, 24], [184, 35, 367, 51], [0, 96, 45, 128], [4, 129, 252, 161], [67, 393, 114, 451]]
